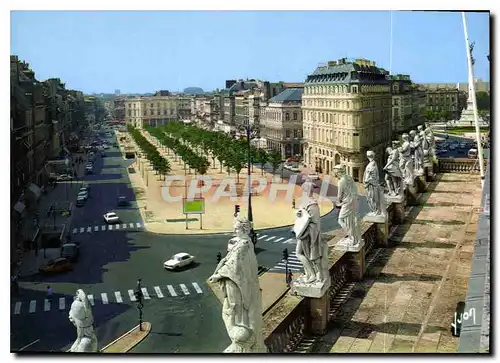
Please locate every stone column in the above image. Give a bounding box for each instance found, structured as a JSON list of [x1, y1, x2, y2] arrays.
[[405, 182, 419, 206], [345, 244, 366, 281], [375, 217, 390, 247], [424, 163, 435, 182], [309, 294, 330, 335], [414, 174, 427, 194]]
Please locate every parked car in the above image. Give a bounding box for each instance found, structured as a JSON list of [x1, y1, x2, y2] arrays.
[[77, 190, 89, 200], [76, 196, 86, 207], [61, 243, 80, 262], [103, 212, 120, 224], [39, 257, 73, 274], [163, 252, 195, 270], [117, 196, 129, 206], [57, 174, 73, 181], [103, 143, 110, 150]]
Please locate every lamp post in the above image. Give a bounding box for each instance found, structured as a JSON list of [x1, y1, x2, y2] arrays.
[[240, 123, 258, 246], [134, 279, 144, 331]]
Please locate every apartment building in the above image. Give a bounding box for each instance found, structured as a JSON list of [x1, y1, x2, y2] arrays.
[[177, 96, 192, 120], [261, 88, 304, 158], [302, 58, 392, 181], [389, 74, 426, 135], [124, 96, 178, 128], [423, 86, 467, 121]]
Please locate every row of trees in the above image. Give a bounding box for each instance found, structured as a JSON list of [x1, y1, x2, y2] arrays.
[[127, 125, 171, 179], [151, 122, 283, 183], [146, 126, 210, 177]]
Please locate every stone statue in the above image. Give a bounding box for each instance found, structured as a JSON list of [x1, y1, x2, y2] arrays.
[[208, 215, 267, 353], [424, 123, 437, 163], [291, 178, 330, 297], [363, 150, 386, 222], [419, 125, 431, 164], [383, 145, 403, 199], [410, 130, 424, 174], [68, 289, 98, 352], [333, 164, 363, 251], [399, 133, 415, 186]]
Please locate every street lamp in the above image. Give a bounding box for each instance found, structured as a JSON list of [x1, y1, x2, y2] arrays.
[[238, 123, 259, 246], [134, 279, 144, 331]]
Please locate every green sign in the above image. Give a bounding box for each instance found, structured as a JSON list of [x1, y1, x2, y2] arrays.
[[183, 198, 205, 215]]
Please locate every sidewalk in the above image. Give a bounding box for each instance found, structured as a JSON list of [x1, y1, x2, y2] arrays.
[[17, 152, 87, 277], [316, 172, 482, 353]]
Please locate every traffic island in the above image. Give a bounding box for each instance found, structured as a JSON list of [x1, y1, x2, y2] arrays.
[[100, 322, 151, 353]]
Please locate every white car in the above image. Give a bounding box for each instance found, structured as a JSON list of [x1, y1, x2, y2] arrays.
[[307, 173, 320, 181], [57, 174, 73, 181], [103, 212, 120, 224], [163, 252, 195, 270], [102, 144, 110, 150], [77, 191, 88, 200]]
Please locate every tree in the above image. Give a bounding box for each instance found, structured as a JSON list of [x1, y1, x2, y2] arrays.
[[476, 91, 490, 111], [424, 109, 435, 121], [255, 149, 268, 175], [268, 150, 282, 175], [228, 150, 246, 184]]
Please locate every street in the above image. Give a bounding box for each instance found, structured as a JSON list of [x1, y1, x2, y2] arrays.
[[11, 131, 317, 353]]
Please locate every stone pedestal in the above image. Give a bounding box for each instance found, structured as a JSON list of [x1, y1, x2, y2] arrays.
[[308, 293, 330, 335], [424, 163, 435, 182], [364, 213, 389, 247], [405, 183, 419, 206], [291, 276, 331, 299], [415, 175, 427, 193], [390, 198, 406, 225], [335, 239, 365, 281]]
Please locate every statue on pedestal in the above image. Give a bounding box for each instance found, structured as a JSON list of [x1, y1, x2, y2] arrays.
[[418, 125, 431, 164], [208, 215, 267, 353], [333, 164, 363, 251], [383, 145, 404, 200], [363, 150, 386, 223], [424, 123, 437, 163], [410, 130, 424, 174], [291, 178, 330, 298], [68, 289, 98, 352], [399, 133, 415, 186]]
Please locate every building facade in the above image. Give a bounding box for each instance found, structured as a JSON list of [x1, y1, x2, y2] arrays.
[[262, 88, 304, 158], [389, 74, 426, 135], [302, 58, 392, 181], [423, 86, 466, 121], [124, 96, 178, 128]]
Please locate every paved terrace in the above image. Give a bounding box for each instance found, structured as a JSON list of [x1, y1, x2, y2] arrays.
[[317, 172, 483, 353]]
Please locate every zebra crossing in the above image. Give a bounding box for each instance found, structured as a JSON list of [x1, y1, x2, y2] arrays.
[[72, 222, 143, 234], [12, 282, 204, 316], [269, 251, 303, 273], [256, 233, 296, 245]]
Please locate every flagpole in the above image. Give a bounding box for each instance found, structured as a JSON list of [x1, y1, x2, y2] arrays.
[[389, 11, 393, 75], [461, 12, 485, 187]]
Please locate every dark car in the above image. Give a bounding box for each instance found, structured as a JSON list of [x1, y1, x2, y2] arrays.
[[117, 196, 129, 206], [61, 243, 79, 262], [39, 257, 73, 274]]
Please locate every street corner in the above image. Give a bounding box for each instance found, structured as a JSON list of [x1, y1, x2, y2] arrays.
[[101, 322, 152, 353]]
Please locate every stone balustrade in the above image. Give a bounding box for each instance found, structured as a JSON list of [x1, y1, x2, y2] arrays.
[[437, 158, 486, 173], [262, 172, 431, 353]]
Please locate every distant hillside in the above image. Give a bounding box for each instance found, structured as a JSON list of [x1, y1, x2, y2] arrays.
[[183, 87, 204, 95]]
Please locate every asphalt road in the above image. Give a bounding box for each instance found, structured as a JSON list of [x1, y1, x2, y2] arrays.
[[11, 132, 305, 353]]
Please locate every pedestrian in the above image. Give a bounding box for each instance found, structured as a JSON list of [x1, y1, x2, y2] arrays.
[[286, 269, 293, 286], [47, 285, 53, 302]]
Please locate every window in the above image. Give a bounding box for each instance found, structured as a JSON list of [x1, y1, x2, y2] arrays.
[[293, 112, 297, 120], [164, 109, 168, 115], [128, 110, 131, 116], [150, 110, 154, 116], [150, 103, 154, 108]]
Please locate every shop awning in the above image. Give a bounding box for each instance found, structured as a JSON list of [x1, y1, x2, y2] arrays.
[[13, 201, 26, 214], [27, 183, 41, 200]]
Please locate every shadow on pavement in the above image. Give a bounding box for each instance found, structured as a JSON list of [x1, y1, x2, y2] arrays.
[[84, 173, 123, 181]]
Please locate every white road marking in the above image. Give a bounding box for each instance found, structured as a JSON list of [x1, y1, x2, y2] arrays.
[[59, 298, 65, 310], [29, 300, 36, 313], [128, 289, 136, 301], [272, 266, 302, 271], [94, 226, 99, 231], [129, 223, 134, 228], [114, 291, 122, 303], [277, 261, 302, 268], [87, 226, 92, 232], [258, 235, 268, 240], [141, 288, 151, 299], [265, 236, 276, 242], [274, 237, 285, 242], [154, 286, 164, 298], [116, 224, 120, 230], [101, 225, 106, 231], [284, 238, 295, 244], [101, 293, 109, 304], [136, 222, 142, 228], [72, 228, 77, 234], [87, 295, 94, 306], [44, 299, 50, 311], [179, 284, 190, 295], [122, 223, 127, 229], [192, 282, 203, 294], [167, 285, 177, 297], [19, 339, 40, 351], [108, 225, 113, 230], [80, 228, 85, 233], [14, 302, 22, 315]]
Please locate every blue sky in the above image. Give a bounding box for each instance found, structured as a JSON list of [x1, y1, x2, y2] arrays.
[[10, 10, 490, 94]]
